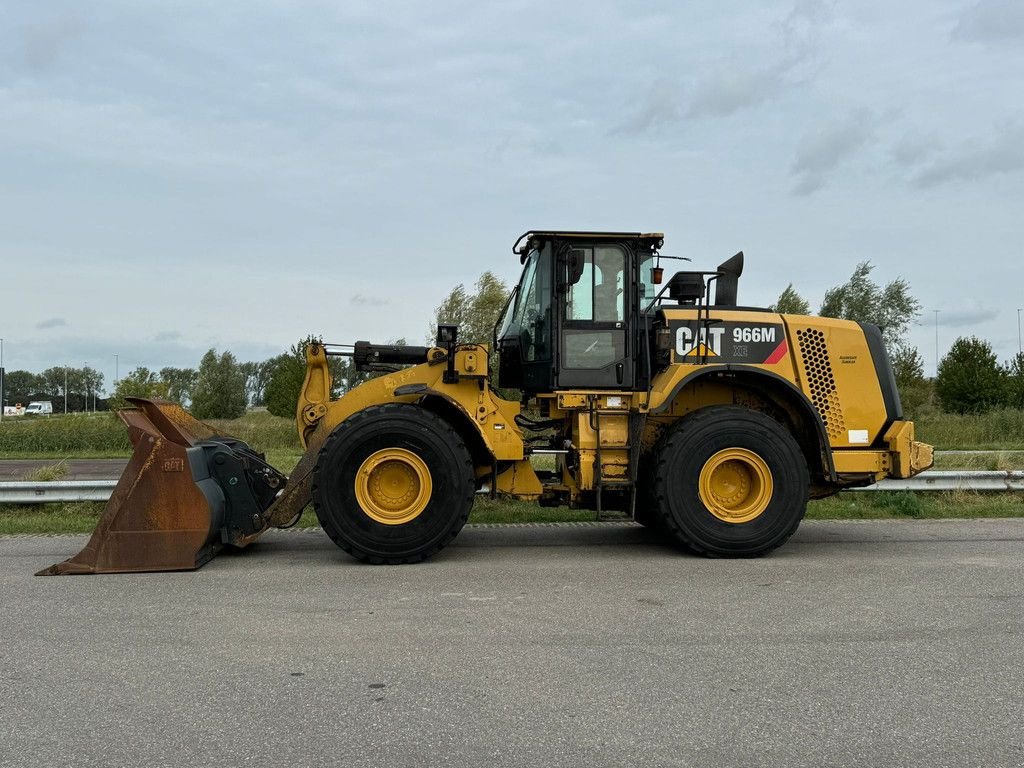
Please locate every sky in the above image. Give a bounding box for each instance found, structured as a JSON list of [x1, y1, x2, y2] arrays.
[[1, 0, 1022, 390]]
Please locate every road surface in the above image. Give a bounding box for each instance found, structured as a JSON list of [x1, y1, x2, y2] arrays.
[[1, 519, 1023, 767]]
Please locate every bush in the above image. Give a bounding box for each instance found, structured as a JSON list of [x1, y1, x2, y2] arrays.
[[1006, 353, 1024, 410], [264, 352, 305, 419], [935, 336, 1007, 414], [108, 367, 169, 411], [191, 350, 247, 420], [899, 379, 935, 420]]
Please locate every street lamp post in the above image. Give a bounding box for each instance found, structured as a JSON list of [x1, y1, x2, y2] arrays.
[[0, 337, 4, 424], [933, 310, 940, 378], [64, 367, 68, 415], [1017, 309, 1022, 356]]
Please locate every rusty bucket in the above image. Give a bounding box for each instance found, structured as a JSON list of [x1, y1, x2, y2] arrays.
[[36, 398, 285, 576]]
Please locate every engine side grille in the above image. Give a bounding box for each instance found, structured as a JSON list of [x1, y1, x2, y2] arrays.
[[796, 328, 845, 441]]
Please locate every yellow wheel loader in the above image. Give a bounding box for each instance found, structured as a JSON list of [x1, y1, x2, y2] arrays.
[[39, 231, 933, 575]]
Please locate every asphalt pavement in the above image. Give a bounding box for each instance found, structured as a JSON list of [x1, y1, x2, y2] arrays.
[[1, 519, 1023, 768]]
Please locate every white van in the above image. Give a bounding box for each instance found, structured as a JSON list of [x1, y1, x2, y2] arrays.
[[24, 401, 54, 416]]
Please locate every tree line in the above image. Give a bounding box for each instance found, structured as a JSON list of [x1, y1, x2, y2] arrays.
[[1, 366, 105, 413]]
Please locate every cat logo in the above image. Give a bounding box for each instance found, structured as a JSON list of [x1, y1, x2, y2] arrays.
[[676, 326, 724, 357]]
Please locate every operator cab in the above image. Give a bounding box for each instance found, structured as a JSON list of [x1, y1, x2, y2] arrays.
[[494, 230, 745, 394], [495, 231, 662, 393]]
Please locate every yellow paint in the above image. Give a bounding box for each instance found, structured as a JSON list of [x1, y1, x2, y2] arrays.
[[832, 450, 889, 477], [297, 343, 524, 462], [784, 316, 887, 449], [495, 460, 544, 500], [884, 420, 934, 478], [354, 448, 432, 525], [698, 448, 773, 523]]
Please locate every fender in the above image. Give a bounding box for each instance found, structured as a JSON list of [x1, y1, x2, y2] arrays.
[[651, 364, 837, 482]]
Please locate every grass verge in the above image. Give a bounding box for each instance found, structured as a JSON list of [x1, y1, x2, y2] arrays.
[[23, 461, 69, 482], [2, 491, 1022, 536], [0, 502, 105, 535]]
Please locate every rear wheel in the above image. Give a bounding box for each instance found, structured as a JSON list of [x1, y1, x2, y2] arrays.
[[652, 406, 809, 557], [312, 404, 475, 564]]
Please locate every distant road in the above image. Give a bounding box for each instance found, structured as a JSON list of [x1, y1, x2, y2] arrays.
[[0, 459, 128, 481]]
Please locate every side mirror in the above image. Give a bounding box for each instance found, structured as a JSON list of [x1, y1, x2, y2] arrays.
[[567, 249, 586, 286]]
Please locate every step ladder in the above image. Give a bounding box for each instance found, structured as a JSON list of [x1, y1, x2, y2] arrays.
[[590, 403, 646, 520]]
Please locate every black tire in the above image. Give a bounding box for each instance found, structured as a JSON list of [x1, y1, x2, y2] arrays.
[[652, 406, 809, 557], [312, 404, 475, 564]]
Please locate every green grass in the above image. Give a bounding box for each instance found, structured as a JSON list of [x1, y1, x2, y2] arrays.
[[23, 461, 69, 482], [0, 502, 105, 535], [2, 491, 1022, 536], [806, 490, 1024, 519], [931, 452, 1024, 470], [204, 412, 301, 453], [0, 410, 301, 459], [914, 408, 1024, 450], [0, 413, 131, 455]]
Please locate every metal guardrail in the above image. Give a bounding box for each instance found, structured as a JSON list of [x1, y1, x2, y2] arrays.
[[0, 480, 117, 503], [853, 470, 1024, 493], [0, 471, 1022, 504]]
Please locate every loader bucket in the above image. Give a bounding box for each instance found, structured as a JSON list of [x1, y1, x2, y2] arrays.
[[36, 398, 289, 576]]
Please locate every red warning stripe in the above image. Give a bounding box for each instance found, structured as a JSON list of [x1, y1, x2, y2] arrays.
[[764, 338, 789, 364]]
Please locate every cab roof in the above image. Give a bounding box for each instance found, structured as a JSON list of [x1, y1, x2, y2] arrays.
[[513, 230, 665, 260]]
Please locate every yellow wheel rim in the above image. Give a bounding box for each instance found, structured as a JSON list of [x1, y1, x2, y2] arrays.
[[698, 448, 773, 524], [354, 448, 432, 526]]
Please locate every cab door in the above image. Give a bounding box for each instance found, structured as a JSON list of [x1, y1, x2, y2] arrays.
[[556, 244, 634, 389]]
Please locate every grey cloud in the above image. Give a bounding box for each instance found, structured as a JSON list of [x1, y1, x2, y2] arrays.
[[613, 82, 682, 134], [790, 109, 879, 195], [22, 16, 84, 71], [685, 64, 790, 119], [936, 308, 1000, 327], [492, 131, 564, 161], [782, 0, 835, 56], [35, 317, 67, 330], [912, 122, 1024, 188], [891, 133, 942, 167], [351, 293, 388, 307], [618, 65, 787, 133], [952, 0, 1024, 43], [619, 1, 832, 132], [154, 331, 182, 342]]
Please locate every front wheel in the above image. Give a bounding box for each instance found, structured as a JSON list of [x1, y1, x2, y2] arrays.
[[652, 406, 809, 557], [312, 404, 475, 564]]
